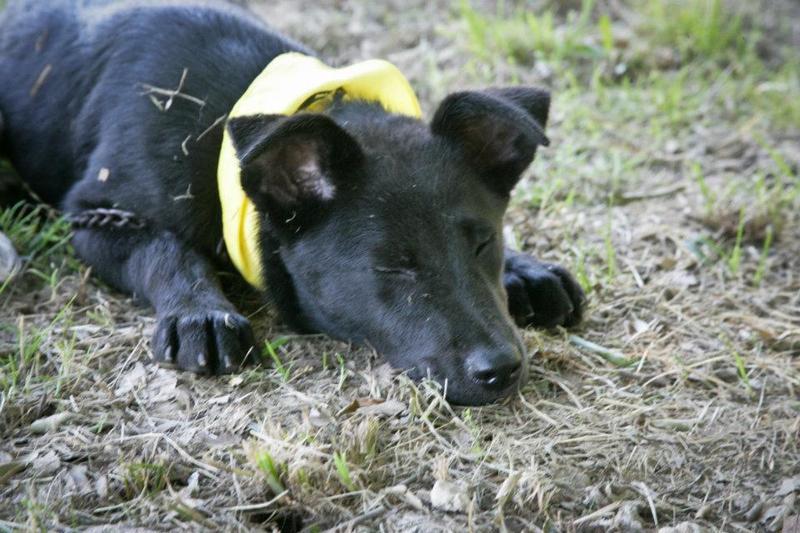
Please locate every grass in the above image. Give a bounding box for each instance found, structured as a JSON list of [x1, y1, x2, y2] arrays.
[[253, 449, 287, 495], [124, 462, 171, 499], [263, 337, 291, 381], [332, 451, 356, 492], [753, 225, 774, 286], [1, 0, 800, 530], [0, 204, 76, 283], [639, 0, 748, 63], [0, 299, 74, 399], [464, 0, 601, 63]]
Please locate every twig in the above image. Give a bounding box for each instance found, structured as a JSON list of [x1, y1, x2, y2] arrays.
[[569, 335, 635, 367], [196, 114, 228, 142], [616, 183, 687, 205], [573, 500, 623, 526], [117, 433, 221, 475], [323, 506, 386, 533], [181, 135, 192, 156], [165, 68, 188, 110], [173, 184, 194, 201], [225, 490, 288, 512], [170, 501, 216, 529], [140, 68, 206, 109], [631, 481, 659, 527], [30, 64, 52, 97], [517, 391, 570, 428]]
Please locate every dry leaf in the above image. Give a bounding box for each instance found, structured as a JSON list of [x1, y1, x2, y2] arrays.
[[207, 394, 231, 405], [115, 362, 147, 396], [383, 484, 425, 511], [337, 397, 391, 417], [496, 472, 521, 507], [146, 368, 178, 403], [358, 399, 406, 418], [660, 270, 699, 289]]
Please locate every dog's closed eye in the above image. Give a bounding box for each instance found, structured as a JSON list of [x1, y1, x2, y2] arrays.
[[475, 232, 496, 256], [373, 266, 417, 279]]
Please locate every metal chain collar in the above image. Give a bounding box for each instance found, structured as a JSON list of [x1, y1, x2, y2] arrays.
[[67, 207, 147, 230], [0, 166, 147, 231]]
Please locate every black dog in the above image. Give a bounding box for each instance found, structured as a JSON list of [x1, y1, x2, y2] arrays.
[[0, 0, 584, 405]]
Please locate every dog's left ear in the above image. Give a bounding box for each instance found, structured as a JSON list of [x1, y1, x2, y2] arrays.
[[431, 87, 550, 196]]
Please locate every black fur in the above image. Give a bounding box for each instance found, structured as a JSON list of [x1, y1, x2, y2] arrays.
[[0, 0, 584, 405]]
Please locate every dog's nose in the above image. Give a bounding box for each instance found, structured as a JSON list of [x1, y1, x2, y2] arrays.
[[467, 347, 523, 391]]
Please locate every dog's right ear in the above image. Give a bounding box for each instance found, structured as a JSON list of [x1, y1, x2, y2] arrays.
[[227, 113, 363, 215]]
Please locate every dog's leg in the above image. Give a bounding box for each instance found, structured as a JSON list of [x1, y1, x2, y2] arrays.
[[503, 248, 585, 329], [72, 226, 256, 374]]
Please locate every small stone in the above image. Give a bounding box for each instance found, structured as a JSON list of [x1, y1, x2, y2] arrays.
[[67, 465, 91, 494], [308, 407, 334, 428], [761, 504, 787, 527], [430, 479, 469, 513], [31, 450, 60, 476], [777, 477, 800, 496], [95, 475, 109, 499], [30, 412, 72, 434], [665, 139, 680, 154], [782, 515, 799, 533], [0, 231, 21, 283], [534, 61, 553, 80]]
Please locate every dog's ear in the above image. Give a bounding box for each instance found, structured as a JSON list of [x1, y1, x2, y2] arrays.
[[227, 113, 363, 214], [431, 87, 551, 196], [484, 87, 550, 129]]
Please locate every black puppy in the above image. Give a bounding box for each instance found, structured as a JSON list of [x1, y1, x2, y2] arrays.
[[0, 0, 584, 405]]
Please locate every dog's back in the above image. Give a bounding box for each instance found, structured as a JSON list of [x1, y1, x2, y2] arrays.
[[0, 0, 84, 203], [0, 0, 305, 247]]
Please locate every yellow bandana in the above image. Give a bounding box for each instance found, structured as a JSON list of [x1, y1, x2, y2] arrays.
[[218, 52, 422, 289]]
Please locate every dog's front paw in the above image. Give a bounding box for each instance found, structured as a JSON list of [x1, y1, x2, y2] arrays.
[[503, 251, 585, 328], [152, 309, 257, 374]]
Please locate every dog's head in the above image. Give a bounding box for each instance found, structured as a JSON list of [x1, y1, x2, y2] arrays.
[[228, 87, 550, 405]]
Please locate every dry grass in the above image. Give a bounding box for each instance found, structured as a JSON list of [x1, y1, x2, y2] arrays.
[[1, 0, 799, 531]]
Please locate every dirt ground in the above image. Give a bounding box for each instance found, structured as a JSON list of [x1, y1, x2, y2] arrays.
[[1, 0, 799, 531]]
